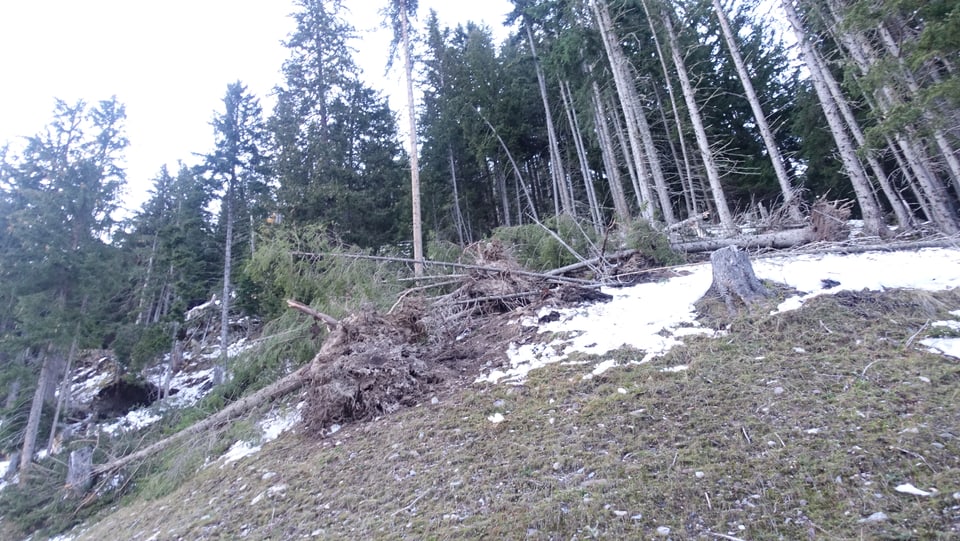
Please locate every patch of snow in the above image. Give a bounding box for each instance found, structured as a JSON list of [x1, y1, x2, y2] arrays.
[[591, 359, 618, 376], [488, 413, 505, 424], [221, 440, 261, 466], [101, 408, 162, 436], [920, 338, 960, 360], [479, 248, 960, 384], [932, 320, 960, 331], [661, 365, 689, 373], [260, 407, 302, 443], [895, 483, 934, 496]]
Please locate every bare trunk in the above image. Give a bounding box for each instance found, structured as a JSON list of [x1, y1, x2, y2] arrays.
[[19, 352, 53, 484], [526, 23, 575, 217], [401, 5, 424, 277], [560, 79, 603, 233], [216, 181, 234, 386], [448, 148, 466, 246], [713, 0, 800, 220], [591, 82, 631, 223], [661, 8, 735, 232], [781, 0, 888, 238], [639, 0, 698, 217], [136, 233, 159, 326], [477, 108, 539, 222], [591, 0, 656, 222]]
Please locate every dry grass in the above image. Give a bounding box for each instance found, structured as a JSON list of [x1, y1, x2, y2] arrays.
[[51, 289, 960, 539]]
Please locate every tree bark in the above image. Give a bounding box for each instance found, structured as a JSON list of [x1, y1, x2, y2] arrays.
[[591, 0, 656, 222], [525, 22, 575, 217], [780, 0, 888, 238], [560, 79, 603, 233], [19, 352, 53, 484], [712, 0, 801, 220], [400, 2, 424, 276], [702, 245, 771, 313], [591, 82, 631, 223], [661, 7, 736, 232]]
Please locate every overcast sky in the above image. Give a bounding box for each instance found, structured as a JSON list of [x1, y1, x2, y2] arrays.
[[0, 0, 514, 211]]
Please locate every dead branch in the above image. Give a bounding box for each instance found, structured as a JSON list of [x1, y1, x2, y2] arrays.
[[291, 251, 602, 287], [286, 299, 339, 330], [546, 249, 639, 276]]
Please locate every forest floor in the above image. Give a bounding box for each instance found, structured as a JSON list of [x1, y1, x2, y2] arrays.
[[52, 256, 960, 540]]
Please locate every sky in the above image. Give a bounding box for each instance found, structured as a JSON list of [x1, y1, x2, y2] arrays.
[[0, 0, 515, 213]]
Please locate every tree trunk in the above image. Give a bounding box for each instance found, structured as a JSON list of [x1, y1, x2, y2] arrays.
[[401, 3, 424, 276], [591, 83, 631, 223], [591, 0, 656, 222], [448, 148, 466, 246], [19, 352, 54, 484], [560, 79, 603, 233], [525, 22, 575, 217], [712, 0, 801, 220], [702, 245, 771, 313], [93, 364, 311, 478], [660, 8, 735, 232], [780, 0, 888, 238], [66, 446, 94, 498], [216, 180, 235, 387]]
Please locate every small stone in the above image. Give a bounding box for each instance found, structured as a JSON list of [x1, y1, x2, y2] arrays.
[[656, 526, 671, 536], [261, 471, 276, 481], [431, 397, 439, 405], [494, 399, 506, 408], [488, 413, 505, 424], [773, 386, 785, 395], [613, 510, 628, 517], [631, 514, 643, 521], [793, 347, 806, 353], [553, 462, 561, 470], [695, 471, 705, 479], [617, 388, 627, 395]]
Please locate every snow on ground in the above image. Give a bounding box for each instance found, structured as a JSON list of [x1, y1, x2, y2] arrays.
[[480, 248, 960, 384], [218, 403, 304, 466], [921, 309, 960, 359]]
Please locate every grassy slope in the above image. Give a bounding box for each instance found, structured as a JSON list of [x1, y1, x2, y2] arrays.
[[68, 289, 960, 540]]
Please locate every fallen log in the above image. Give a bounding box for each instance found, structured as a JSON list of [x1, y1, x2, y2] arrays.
[[672, 227, 812, 253], [286, 299, 339, 330]]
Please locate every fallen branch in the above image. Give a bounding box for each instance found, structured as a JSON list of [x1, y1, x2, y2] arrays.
[[291, 251, 602, 287], [545, 249, 638, 276], [286, 299, 339, 330]]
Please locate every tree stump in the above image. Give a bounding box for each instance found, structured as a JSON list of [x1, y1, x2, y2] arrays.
[[66, 446, 94, 497], [705, 246, 770, 314]]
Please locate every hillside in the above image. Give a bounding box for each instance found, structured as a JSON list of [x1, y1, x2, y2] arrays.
[[7, 246, 958, 540]]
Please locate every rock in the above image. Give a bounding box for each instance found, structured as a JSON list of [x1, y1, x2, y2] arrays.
[[656, 526, 671, 536]]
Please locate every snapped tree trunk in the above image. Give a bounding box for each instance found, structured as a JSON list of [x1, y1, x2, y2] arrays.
[[400, 3, 425, 276], [66, 446, 94, 498]]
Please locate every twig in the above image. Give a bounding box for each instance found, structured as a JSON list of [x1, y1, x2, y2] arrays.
[[391, 489, 431, 516], [893, 446, 937, 473], [861, 360, 881, 378], [741, 426, 752, 445], [704, 491, 713, 510], [708, 532, 746, 541], [819, 320, 833, 334], [904, 320, 929, 348], [388, 280, 462, 314], [286, 299, 339, 330], [441, 291, 541, 306]]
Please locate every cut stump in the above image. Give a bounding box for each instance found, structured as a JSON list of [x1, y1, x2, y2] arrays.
[[704, 246, 770, 314]]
